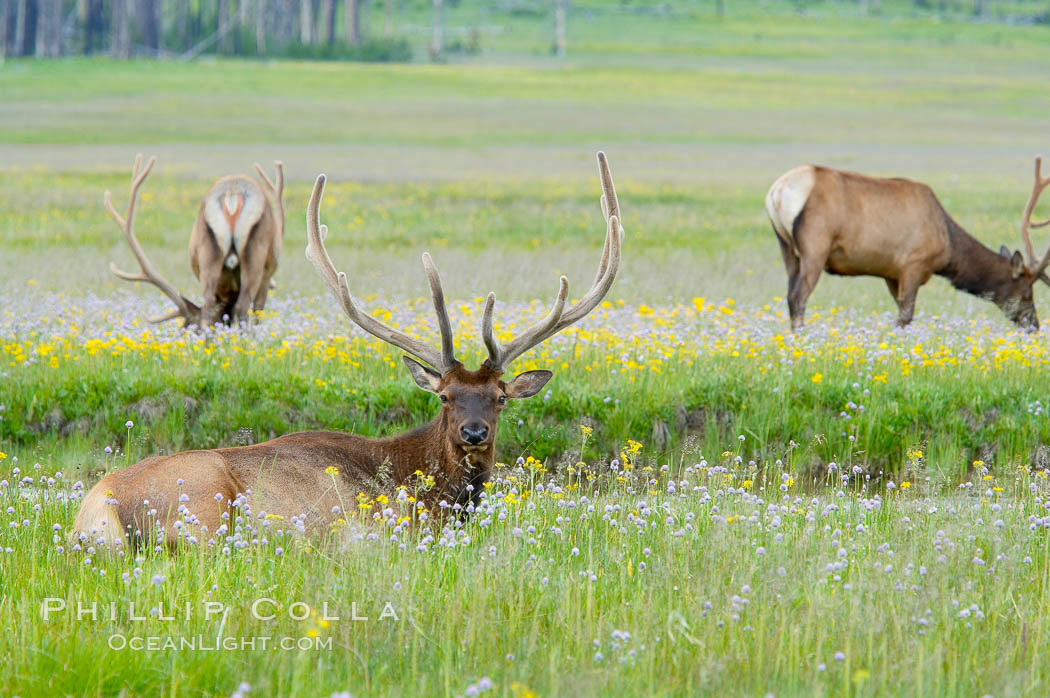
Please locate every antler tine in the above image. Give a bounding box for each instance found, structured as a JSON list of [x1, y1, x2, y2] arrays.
[[483, 277, 570, 369], [255, 160, 285, 246], [594, 151, 624, 285], [254, 160, 284, 196], [1034, 244, 1050, 281], [106, 155, 199, 325], [1021, 155, 1050, 268], [483, 152, 623, 371], [554, 212, 621, 328], [305, 174, 449, 371], [422, 253, 459, 369], [481, 293, 502, 366], [148, 308, 188, 324]]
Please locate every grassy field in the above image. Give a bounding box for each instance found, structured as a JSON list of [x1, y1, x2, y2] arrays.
[[3, 2, 1050, 696], [4, 448, 1050, 696]]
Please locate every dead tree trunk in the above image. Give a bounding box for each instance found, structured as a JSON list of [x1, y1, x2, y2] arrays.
[[48, 0, 60, 55], [0, 1, 9, 59], [14, 0, 27, 57], [35, 0, 61, 57], [346, 0, 360, 45], [553, 0, 565, 57], [429, 0, 442, 59], [21, 0, 38, 56], [12, 0, 23, 56], [272, 0, 291, 42], [322, 0, 334, 44], [280, 0, 295, 41], [138, 0, 160, 55], [34, 0, 46, 56], [300, 0, 315, 43], [174, 0, 188, 51], [0, 0, 9, 59], [218, 0, 231, 53], [112, 0, 130, 57], [255, 0, 267, 54], [237, 0, 249, 52], [90, 0, 106, 54], [74, 0, 87, 54]]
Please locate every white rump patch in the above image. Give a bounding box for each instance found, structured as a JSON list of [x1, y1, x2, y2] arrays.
[[72, 486, 125, 547], [765, 166, 815, 256], [203, 178, 265, 263]]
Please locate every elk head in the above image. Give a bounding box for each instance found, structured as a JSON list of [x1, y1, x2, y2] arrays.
[[106, 155, 284, 327], [305, 152, 623, 460], [998, 155, 1050, 330]]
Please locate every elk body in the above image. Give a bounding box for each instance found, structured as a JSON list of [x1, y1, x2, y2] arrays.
[[73, 152, 624, 550], [107, 155, 285, 327], [765, 161, 1050, 331]]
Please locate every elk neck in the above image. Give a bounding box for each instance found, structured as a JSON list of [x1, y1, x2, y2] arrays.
[[937, 213, 1013, 302], [358, 408, 494, 508], [431, 406, 495, 507]]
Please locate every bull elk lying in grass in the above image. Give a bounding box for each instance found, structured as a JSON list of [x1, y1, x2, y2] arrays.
[[107, 155, 285, 327], [766, 158, 1050, 331], [73, 152, 623, 550]]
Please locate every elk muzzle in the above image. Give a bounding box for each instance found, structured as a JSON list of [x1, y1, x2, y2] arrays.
[[1017, 311, 1039, 331], [459, 422, 490, 449]]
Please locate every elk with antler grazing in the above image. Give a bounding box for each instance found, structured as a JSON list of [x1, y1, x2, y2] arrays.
[[73, 152, 623, 549], [107, 155, 285, 326], [766, 159, 1050, 331]]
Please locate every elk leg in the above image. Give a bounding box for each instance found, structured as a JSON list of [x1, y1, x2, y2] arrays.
[[232, 253, 267, 324], [251, 272, 272, 314], [776, 230, 803, 324], [895, 276, 922, 327], [884, 278, 901, 309], [788, 258, 824, 332], [198, 262, 224, 326]]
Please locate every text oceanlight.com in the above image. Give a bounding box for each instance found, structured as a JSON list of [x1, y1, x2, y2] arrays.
[[107, 634, 335, 652]]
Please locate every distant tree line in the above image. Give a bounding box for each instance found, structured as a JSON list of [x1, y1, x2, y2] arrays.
[[3, 0, 1038, 62], [0, 0, 414, 60]]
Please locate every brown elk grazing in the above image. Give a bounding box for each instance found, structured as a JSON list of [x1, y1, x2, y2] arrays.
[[765, 160, 1050, 331], [107, 154, 285, 327], [73, 152, 623, 550]]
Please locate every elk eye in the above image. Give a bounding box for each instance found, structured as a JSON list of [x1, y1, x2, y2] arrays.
[[439, 394, 449, 403], [498, 395, 507, 405]]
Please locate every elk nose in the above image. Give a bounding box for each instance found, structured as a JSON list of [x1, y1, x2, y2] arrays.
[[461, 425, 489, 445]]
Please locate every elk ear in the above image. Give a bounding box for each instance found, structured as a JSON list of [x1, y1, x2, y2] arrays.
[[504, 370, 553, 399], [999, 245, 1012, 259], [1010, 250, 1026, 279], [402, 356, 442, 393]]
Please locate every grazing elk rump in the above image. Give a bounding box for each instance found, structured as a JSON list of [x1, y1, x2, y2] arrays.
[[107, 155, 285, 327], [73, 152, 624, 550], [766, 161, 1050, 331]]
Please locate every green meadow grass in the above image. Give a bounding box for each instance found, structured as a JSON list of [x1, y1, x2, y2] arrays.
[[2, 303, 1049, 483], [2, 445, 1049, 697]]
